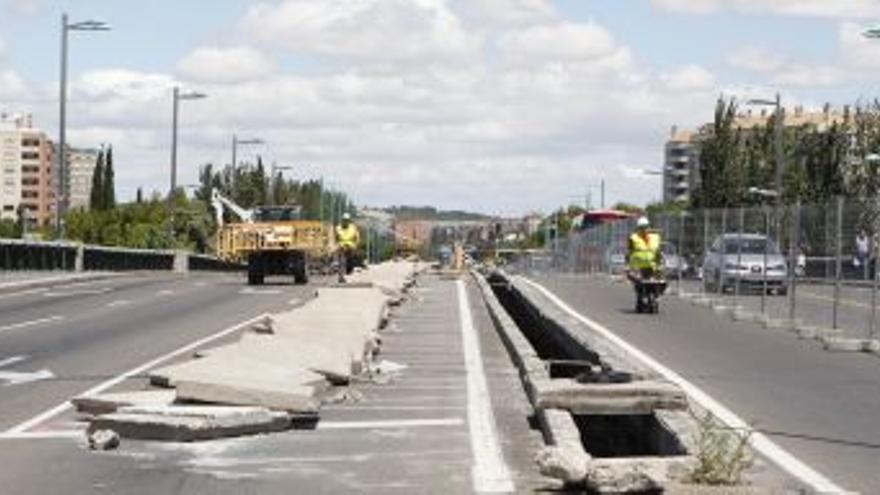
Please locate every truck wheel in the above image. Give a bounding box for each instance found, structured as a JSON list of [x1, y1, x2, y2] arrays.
[[248, 272, 264, 285], [293, 265, 309, 285]]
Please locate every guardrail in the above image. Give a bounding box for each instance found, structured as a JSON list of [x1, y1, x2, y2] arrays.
[[0, 238, 243, 273]]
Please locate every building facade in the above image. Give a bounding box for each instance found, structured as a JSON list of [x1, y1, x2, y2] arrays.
[[65, 147, 100, 211], [0, 114, 55, 228], [663, 127, 698, 204]]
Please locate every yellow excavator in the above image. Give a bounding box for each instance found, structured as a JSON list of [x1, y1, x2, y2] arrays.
[[211, 190, 335, 285]]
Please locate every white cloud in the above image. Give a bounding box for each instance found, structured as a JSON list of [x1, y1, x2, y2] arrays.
[[652, 0, 880, 18], [241, 0, 478, 63], [497, 21, 626, 64], [661, 64, 716, 91], [455, 0, 557, 26], [3, 0, 42, 17], [177, 46, 276, 84]]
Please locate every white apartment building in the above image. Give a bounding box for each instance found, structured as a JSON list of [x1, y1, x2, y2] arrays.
[[66, 147, 100, 211], [0, 113, 55, 227]]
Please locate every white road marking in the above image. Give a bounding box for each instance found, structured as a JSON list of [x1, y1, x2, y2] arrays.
[[1, 313, 270, 437], [0, 356, 27, 368], [156, 289, 175, 297], [240, 288, 282, 295], [0, 430, 81, 440], [0, 316, 64, 335], [106, 300, 132, 308], [456, 280, 515, 494], [0, 368, 54, 386], [44, 288, 111, 298], [0, 287, 48, 300], [288, 297, 302, 306], [317, 418, 464, 430], [521, 277, 847, 495]]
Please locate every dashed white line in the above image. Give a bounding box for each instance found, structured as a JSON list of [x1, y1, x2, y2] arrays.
[[0, 316, 64, 335], [456, 280, 515, 494], [106, 300, 132, 308], [317, 418, 464, 430], [2, 313, 270, 437], [0, 356, 27, 368], [521, 277, 847, 495]]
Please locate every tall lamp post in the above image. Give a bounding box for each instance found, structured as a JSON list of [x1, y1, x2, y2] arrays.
[[231, 135, 264, 193], [57, 14, 110, 237], [168, 87, 206, 240]]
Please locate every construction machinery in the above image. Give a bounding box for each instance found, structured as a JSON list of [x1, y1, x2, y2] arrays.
[[211, 190, 334, 285]]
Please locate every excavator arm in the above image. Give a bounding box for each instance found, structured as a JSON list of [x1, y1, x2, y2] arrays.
[[211, 189, 254, 227]]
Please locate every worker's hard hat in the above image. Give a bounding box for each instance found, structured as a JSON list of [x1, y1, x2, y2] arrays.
[[342, 213, 351, 220], [636, 217, 650, 228]]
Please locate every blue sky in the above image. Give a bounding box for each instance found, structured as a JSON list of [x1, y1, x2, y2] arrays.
[[2, 0, 880, 214]]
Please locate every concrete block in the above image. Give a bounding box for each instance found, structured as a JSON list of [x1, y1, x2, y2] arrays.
[[73, 390, 177, 416], [535, 379, 687, 414], [175, 377, 319, 413], [730, 308, 755, 322], [822, 337, 869, 353], [88, 405, 291, 442], [535, 446, 589, 484], [149, 354, 329, 391], [198, 334, 354, 384], [88, 429, 120, 451], [865, 339, 880, 354], [762, 318, 799, 330], [586, 457, 696, 494]]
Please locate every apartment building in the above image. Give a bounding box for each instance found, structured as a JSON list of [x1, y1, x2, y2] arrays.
[[663, 127, 698, 203], [65, 147, 100, 211], [0, 114, 55, 228]]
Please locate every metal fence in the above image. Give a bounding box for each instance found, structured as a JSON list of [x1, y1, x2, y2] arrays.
[[542, 197, 880, 342]]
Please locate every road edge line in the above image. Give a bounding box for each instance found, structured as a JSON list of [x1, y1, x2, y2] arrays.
[[2, 312, 269, 437], [457, 279, 515, 494], [520, 276, 847, 495]]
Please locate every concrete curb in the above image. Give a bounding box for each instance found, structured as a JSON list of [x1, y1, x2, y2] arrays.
[[0, 271, 120, 293]]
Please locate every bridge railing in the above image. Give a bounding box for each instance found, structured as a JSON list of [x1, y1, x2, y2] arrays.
[[0, 238, 243, 273]]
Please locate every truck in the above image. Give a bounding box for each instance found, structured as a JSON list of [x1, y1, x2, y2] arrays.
[[211, 190, 335, 285]]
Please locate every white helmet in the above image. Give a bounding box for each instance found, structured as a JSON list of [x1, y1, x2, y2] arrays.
[[342, 213, 352, 221], [636, 216, 650, 228]]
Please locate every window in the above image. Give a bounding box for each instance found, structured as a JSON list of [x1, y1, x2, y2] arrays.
[[21, 191, 38, 199], [21, 178, 39, 186], [22, 166, 39, 174], [21, 138, 41, 147], [21, 152, 39, 160]]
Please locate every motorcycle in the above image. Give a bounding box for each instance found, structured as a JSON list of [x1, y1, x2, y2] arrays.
[[627, 267, 667, 314]]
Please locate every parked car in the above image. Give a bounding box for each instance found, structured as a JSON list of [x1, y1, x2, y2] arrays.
[[702, 234, 788, 295], [661, 243, 689, 277], [604, 245, 628, 274]]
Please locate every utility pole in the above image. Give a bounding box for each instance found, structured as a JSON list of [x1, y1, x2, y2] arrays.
[[601, 179, 606, 209], [57, 13, 109, 237]]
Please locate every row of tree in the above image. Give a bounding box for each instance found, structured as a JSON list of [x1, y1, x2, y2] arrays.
[[90, 146, 116, 211], [694, 97, 880, 209]]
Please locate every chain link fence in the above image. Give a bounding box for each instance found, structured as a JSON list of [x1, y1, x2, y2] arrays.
[[530, 197, 880, 342]]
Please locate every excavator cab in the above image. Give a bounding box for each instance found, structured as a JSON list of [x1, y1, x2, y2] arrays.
[[253, 205, 303, 222]]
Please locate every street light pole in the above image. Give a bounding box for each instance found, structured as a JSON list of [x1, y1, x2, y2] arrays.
[[170, 87, 179, 195], [230, 135, 264, 195], [57, 13, 109, 237]]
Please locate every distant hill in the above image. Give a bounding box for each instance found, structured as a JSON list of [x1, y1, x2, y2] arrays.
[[385, 206, 490, 222]]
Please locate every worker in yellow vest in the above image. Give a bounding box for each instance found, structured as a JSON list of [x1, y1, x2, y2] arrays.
[[627, 216, 662, 278], [336, 213, 361, 282]]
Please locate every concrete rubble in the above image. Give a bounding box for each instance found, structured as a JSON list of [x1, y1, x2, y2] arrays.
[[83, 261, 424, 443], [535, 378, 688, 415]]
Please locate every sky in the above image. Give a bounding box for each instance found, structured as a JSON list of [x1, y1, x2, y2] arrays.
[[2, 0, 880, 216]]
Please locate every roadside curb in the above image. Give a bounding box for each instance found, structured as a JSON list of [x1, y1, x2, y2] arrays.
[[0, 272, 120, 294]]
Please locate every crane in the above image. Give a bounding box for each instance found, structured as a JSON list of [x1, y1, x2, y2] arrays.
[[211, 189, 254, 227]]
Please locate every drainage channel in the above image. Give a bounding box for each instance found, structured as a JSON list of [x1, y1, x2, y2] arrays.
[[479, 271, 698, 492]]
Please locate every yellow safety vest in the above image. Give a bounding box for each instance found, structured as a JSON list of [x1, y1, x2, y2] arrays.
[[629, 231, 661, 270], [336, 224, 360, 249]]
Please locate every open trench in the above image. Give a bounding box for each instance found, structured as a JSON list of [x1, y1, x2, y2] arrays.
[[486, 272, 688, 461]]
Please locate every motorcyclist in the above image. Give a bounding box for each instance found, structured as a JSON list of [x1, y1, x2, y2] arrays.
[[627, 216, 662, 280], [335, 213, 360, 282]]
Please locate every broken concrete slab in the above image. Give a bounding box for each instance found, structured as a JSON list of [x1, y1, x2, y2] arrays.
[[73, 390, 177, 416], [535, 379, 688, 414], [175, 376, 319, 413], [196, 333, 354, 384], [88, 405, 291, 442], [822, 337, 869, 353], [88, 429, 120, 451], [585, 457, 695, 494], [149, 354, 329, 391]]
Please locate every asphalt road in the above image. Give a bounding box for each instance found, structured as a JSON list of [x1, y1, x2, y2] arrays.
[[0, 272, 545, 494], [530, 274, 880, 494]]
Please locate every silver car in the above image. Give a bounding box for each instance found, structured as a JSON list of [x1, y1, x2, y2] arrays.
[[702, 234, 789, 295], [661, 243, 689, 277], [604, 245, 628, 274]]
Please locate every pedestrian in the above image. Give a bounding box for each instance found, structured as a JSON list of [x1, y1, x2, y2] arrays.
[[856, 230, 870, 279]]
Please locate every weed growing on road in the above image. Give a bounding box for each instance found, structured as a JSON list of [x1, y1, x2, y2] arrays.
[[689, 411, 754, 486]]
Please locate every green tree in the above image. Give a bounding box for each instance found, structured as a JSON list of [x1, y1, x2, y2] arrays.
[[90, 150, 105, 210], [103, 146, 116, 210]]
